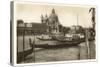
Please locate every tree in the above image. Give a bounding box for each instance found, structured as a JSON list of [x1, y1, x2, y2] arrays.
[[62, 27, 70, 36], [89, 7, 95, 35]]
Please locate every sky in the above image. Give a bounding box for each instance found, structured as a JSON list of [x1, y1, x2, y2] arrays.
[[15, 3, 93, 28]]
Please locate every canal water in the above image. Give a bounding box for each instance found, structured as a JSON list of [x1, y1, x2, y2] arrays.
[[17, 35, 95, 63]]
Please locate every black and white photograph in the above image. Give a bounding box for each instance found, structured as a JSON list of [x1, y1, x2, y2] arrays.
[[12, 1, 96, 65]]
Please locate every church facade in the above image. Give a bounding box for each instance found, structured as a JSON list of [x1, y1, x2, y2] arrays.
[[41, 9, 60, 34]]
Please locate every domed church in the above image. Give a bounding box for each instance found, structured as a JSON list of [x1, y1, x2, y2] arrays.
[[41, 8, 60, 34]]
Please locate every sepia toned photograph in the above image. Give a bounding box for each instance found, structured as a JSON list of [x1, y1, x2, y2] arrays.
[[13, 2, 96, 64]]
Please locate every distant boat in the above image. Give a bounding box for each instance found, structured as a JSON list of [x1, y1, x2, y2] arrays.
[[37, 37, 54, 41], [52, 34, 85, 42]]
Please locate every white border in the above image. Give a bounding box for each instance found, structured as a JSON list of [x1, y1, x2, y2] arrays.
[[13, 1, 97, 66]]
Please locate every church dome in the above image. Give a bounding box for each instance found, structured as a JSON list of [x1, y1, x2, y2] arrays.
[[49, 9, 58, 22]]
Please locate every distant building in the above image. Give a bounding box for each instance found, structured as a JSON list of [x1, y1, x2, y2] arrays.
[[31, 23, 47, 34], [69, 25, 84, 34], [66, 25, 85, 39], [17, 9, 61, 35], [17, 22, 47, 35]]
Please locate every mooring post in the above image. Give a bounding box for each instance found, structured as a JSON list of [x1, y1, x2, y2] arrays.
[[17, 28, 18, 59], [33, 33, 35, 63], [29, 38, 33, 50], [23, 27, 25, 62], [29, 38, 31, 45], [78, 45, 80, 60], [85, 29, 90, 59], [23, 23, 26, 63]]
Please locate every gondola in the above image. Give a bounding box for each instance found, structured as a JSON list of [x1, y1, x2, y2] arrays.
[[31, 37, 85, 48], [32, 40, 82, 48], [52, 36, 85, 42]]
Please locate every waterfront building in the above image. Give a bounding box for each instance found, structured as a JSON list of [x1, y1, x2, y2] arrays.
[[17, 9, 61, 35]]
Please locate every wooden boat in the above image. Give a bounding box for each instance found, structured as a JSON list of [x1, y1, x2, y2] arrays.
[[30, 37, 84, 48], [31, 40, 82, 48], [53, 36, 85, 42], [34, 34, 85, 48], [37, 37, 54, 41]]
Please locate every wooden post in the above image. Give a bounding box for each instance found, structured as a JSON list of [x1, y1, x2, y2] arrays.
[[85, 29, 90, 59], [17, 29, 18, 58], [33, 33, 35, 63], [29, 38, 32, 50], [78, 46, 80, 60], [23, 24, 26, 62]]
